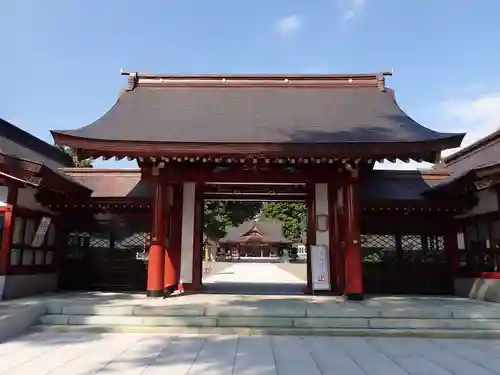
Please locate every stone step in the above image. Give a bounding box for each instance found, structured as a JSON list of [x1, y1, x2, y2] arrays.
[[39, 313, 500, 330], [32, 324, 500, 339], [44, 303, 500, 319]]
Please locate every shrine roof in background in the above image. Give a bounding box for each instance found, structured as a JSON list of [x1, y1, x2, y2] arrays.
[[0, 118, 91, 195], [219, 220, 292, 244], [426, 128, 500, 195], [360, 169, 448, 202], [61, 168, 453, 204], [1, 118, 73, 170]]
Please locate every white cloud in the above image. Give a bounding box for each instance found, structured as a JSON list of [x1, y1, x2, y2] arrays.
[[337, 0, 366, 21], [274, 15, 303, 36], [441, 92, 500, 153], [376, 90, 500, 171]]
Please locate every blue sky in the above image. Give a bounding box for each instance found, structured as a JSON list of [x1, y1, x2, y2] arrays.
[[2, 0, 500, 168]]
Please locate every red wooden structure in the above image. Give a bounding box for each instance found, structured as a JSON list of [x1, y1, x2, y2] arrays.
[[47, 72, 465, 300]]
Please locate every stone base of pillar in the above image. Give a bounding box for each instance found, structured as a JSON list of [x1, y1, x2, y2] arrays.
[[178, 282, 201, 292], [146, 290, 164, 298], [344, 292, 364, 301], [164, 284, 178, 296]]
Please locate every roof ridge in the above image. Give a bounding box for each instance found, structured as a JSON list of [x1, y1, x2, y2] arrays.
[[121, 71, 392, 91], [121, 70, 393, 80]]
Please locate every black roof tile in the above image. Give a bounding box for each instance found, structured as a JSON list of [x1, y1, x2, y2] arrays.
[[53, 74, 463, 148], [0, 118, 72, 170], [360, 170, 447, 202]]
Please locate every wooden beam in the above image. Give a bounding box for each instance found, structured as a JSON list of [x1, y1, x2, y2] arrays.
[[159, 163, 338, 183], [203, 194, 306, 202]]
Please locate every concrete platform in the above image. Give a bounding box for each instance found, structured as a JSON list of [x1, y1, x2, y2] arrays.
[[27, 292, 500, 335], [0, 299, 46, 342], [3, 291, 500, 340]]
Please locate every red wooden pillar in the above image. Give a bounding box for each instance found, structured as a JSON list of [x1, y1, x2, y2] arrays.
[[165, 184, 183, 292], [343, 170, 364, 300], [164, 185, 176, 295], [0, 184, 18, 275], [305, 183, 316, 294], [146, 169, 166, 297]]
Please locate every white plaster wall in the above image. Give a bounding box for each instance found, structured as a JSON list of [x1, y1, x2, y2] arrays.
[[180, 182, 195, 284], [16, 187, 55, 214], [0, 186, 8, 206], [457, 189, 498, 218], [314, 183, 330, 249], [2, 273, 58, 300]]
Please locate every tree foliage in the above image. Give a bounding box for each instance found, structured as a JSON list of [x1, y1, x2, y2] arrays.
[[60, 146, 93, 168], [261, 202, 307, 242], [203, 201, 262, 240]]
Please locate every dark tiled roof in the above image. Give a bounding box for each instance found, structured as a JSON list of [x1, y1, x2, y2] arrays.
[[0, 118, 91, 194], [53, 73, 463, 149], [0, 118, 72, 170], [220, 220, 292, 244], [444, 134, 500, 175], [61, 168, 149, 198], [425, 130, 500, 193], [427, 161, 500, 194], [360, 170, 448, 202]]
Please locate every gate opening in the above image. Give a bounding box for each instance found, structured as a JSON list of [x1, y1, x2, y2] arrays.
[[201, 183, 308, 295]]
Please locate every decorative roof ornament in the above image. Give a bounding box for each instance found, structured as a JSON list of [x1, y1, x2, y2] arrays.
[[125, 71, 138, 91]]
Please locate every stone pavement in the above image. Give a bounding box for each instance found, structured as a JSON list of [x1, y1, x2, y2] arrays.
[[2, 332, 500, 374], [203, 262, 305, 284]]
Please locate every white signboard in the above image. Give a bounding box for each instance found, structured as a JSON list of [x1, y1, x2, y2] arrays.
[[457, 232, 465, 250], [31, 217, 52, 248], [310, 245, 330, 291]]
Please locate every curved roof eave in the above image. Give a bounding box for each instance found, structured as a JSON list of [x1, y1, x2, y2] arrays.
[[51, 76, 466, 157], [50, 130, 465, 160]]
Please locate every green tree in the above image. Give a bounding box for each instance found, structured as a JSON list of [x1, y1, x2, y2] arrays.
[[203, 201, 262, 240], [60, 146, 93, 167], [261, 202, 307, 242]]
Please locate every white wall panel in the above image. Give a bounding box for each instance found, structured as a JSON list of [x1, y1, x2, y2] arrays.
[[314, 183, 330, 248], [180, 183, 195, 284]]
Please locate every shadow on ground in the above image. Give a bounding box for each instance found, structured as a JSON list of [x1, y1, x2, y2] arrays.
[[201, 281, 306, 295]]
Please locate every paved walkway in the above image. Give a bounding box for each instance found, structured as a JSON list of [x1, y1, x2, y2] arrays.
[[203, 262, 305, 284], [2, 332, 500, 374], [203, 262, 306, 294]]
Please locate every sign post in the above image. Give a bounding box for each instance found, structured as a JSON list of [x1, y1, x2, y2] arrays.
[[310, 244, 330, 291]]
